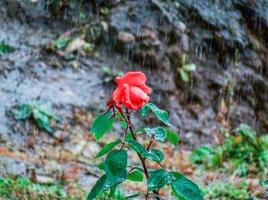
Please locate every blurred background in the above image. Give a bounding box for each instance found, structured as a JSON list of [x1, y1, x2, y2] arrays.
[[0, 0, 267, 199]]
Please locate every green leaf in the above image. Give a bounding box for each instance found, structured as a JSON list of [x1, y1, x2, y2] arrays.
[[145, 127, 166, 142], [179, 69, 190, 82], [126, 140, 164, 163], [191, 146, 213, 164], [210, 147, 223, 168], [37, 104, 57, 120], [260, 135, 268, 148], [104, 150, 128, 188], [98, 162, 105, 171], [12, 104, 32, 120], [147, 169, 175, 191], [120, 121, 127, 129], [140, 103, 171, 126], [87, 175, 108, 200], [12, 103, 57, 134], [136, 128, 145, 134], [54, 37, 71, 49], [260, 150, 268, 163], [166, 129, 180, 146], [171, 172, 203, 200], [95, 139, 122, 158], [183, 64, 196, 72], [32, 109, 53, 133], [150, 149, 164, 163], [115, 113, 127, 129], [237, 124, 256, 142], [108, 186, 117, 198], [0, 41, 15, 55], [101, 66, 112, 75], [126, 133, 134, 140], [126, 140, 148, 158], [181, 53, 187, 65], [127, 170, 144, 182], [125, 193, 141, 199], [91, 111, 114, 140]]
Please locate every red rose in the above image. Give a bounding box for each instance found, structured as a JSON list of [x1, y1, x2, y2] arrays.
[[112, 71, 151, 110]]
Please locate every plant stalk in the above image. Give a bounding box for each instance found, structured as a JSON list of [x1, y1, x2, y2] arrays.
[[125, 108, 160, 200]]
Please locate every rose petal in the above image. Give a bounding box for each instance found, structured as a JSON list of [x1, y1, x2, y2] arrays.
[[122, 84, 139, 110], [115, 71, 150, 94], [112, 87, 123, 102], [111, 71, 151, 110]]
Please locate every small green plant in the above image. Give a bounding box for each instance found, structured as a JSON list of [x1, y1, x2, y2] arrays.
[[191, 146, 223, 170], [100, 66, 124, 77], [0, 176, 75, 200], [88, 71, 203, 200], [191, 124, 268, 176], [203, 182, 250, 200], [12, 102, 58, 134], [54, 36, 72, 50], [0, 41, 15, 56], [100, 7, 109, 16], [45, 36, 95, 57], [177, 53, 196, 82]]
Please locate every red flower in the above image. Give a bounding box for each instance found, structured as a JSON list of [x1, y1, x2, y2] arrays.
[[112, 71, 151, 110]]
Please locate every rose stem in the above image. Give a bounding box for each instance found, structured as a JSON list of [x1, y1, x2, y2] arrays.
[[125, 108, 160, 200]]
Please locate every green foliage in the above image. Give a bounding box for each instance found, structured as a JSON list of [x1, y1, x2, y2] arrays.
[[140, 103, 171, 126], [0, 176, 80, 200], [104, 150, 128, 188], [88, 150, 128, 200], [0, 41, 15, 56], [89, 101, 203, 199], [126, 140, 164, 163], [150, 149, 164, 163], [127, 170, 144, 182], [100, 66, 124, 77], [45, 35, 95, 57], [91, 111, 114, 140], [145, 127, 166, 142], [12, 102, 58, 134], [191, 124, 268, 176], [100, 7, 109, 16], [88, 175, 108, 200], [177, 54, 197, 83], [204, 182, 250, 200], [166, 129, 180, 146], [171, 172, 203, 200], [125, 139, 150, 159], [87, 150, 127, 200], [54, 37, 71, 50], [191, 146, 221, 169], [147, 169, 174, 191], [95, 139, 122, 158]]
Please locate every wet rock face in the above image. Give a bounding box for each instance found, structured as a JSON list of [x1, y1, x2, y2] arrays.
[[0, 0, 48, 21], [178, 0, 249, 48], [233, 0, 268, 46], [173, 0, 268, 132], [108, 0, 268, 134], [0, 157, 26, 177]]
